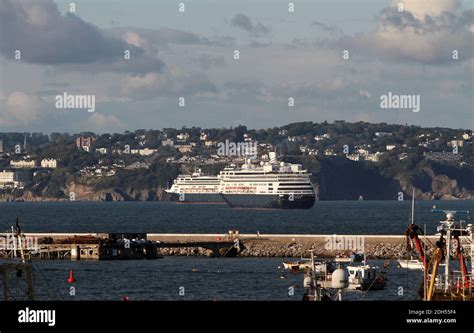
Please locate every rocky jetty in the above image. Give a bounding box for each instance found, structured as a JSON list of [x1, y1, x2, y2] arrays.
[[156, 241, 414, 259]]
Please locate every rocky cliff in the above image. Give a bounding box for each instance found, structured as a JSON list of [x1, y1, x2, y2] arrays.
[[315, 157, 473, 200]]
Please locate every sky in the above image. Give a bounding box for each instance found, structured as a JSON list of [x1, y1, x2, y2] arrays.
[[0, 0, 473, 133]]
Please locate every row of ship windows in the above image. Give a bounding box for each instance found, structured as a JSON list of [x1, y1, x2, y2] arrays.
[[223, 185, 311, 187], [222, 176, 308, 179], [224, 191, 314, 194]]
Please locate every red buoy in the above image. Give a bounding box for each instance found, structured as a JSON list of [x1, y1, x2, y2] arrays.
[[67, 270, 76, 284], [122, 296, 130, 301]]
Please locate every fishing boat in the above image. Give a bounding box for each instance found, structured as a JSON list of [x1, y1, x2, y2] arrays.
[[282, 259, 311, 271], [302, 250, 349, 301], [397, 259, 424, 270], [335, 251, 364, 263], [282, 258, 335, 273], [347, 264, 387, 290], [421, 209, 473, 301]]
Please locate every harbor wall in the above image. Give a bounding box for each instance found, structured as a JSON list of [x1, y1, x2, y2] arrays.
[[149, 234, 433, 258], [0, 233, 450, 259]]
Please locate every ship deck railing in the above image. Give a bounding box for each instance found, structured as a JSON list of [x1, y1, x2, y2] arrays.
[[428, 272, 473, 295]]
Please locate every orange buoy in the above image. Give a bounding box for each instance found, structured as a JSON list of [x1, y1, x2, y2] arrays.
[[67, 270, 76, 284]]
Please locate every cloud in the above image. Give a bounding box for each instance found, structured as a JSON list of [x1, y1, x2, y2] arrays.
[[222, 80, 267, 103], [391, 0, 461, 20], [121, 70, 217, 100], [112, 27, 209, 47], [249, 40, 272, 48], [191, 54, 226, 69], [0, 0, 164, 73], [270, 79, 351, 99], [87, 113, 123, 132], [230, 14, 271, 37], [311, 20, 341, 35], [333, 2, 473, 64], [0, 91, 46, 127]]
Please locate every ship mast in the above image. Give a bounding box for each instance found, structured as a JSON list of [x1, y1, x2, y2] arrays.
[[0, 219, 34, 301]]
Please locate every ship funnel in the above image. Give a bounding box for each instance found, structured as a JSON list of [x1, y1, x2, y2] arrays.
[[269, 152, 277, 164]]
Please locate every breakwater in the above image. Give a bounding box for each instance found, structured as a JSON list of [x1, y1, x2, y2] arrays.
[[149, 234, 432, 259], [0, 232, 450, 259]]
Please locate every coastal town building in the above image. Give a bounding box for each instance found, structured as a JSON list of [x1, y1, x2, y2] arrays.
[[76, 136, 96, 152], [161, 139, 174, 147], [0, 170, 29, 189], [40, 159, 58, 169], [130, 148, 158, 156], [314, 134, 330, 141], [346, 154, 360, 161], [176, 133, 190, 141], [357, 148, 369, 156], [346, 151, 383, 162], [95, 147, 108, 155], [10, 159, 37, 168], [366, 152, 383, 162], [175, 144, 193, 153], [204, 140, 216, 147], [288, 136, 302, 142], [324, 149, 336, 156], [299, 145, 308, 153], [448, 140, 464, 148], [375, 132, 393, 137]]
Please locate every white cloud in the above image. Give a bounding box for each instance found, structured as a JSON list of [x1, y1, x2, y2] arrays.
[[87, 113, 123, 132], [0, 91, 46, 127], [122, 31, 146, 48], [121, 69, 216, 99], [390, 0, 461, 19], [335, 1, 473, 64]]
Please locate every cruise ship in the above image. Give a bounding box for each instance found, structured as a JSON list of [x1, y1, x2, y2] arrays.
[[218, 152, 315, 209], [165, 170, 224, 203]]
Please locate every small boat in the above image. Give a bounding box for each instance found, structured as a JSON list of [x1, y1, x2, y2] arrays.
[[398, 193, 426, 272], [302, 250, 349, 301], [335, 251, 364, 263], [347, 264, 387, 290], [397, 258, 424, 270], [282, 259, 312, 271], [283, 259, 335, 273]]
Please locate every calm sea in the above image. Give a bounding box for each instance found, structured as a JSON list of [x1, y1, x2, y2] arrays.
[[0, 200, 472, 234]]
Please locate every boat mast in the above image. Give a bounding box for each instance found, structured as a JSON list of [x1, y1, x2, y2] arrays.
[[445, 220, 451, 292], [11, 226, 17, 259]]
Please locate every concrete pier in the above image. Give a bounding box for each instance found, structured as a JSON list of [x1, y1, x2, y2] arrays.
[[0, 232, 455, 259]]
